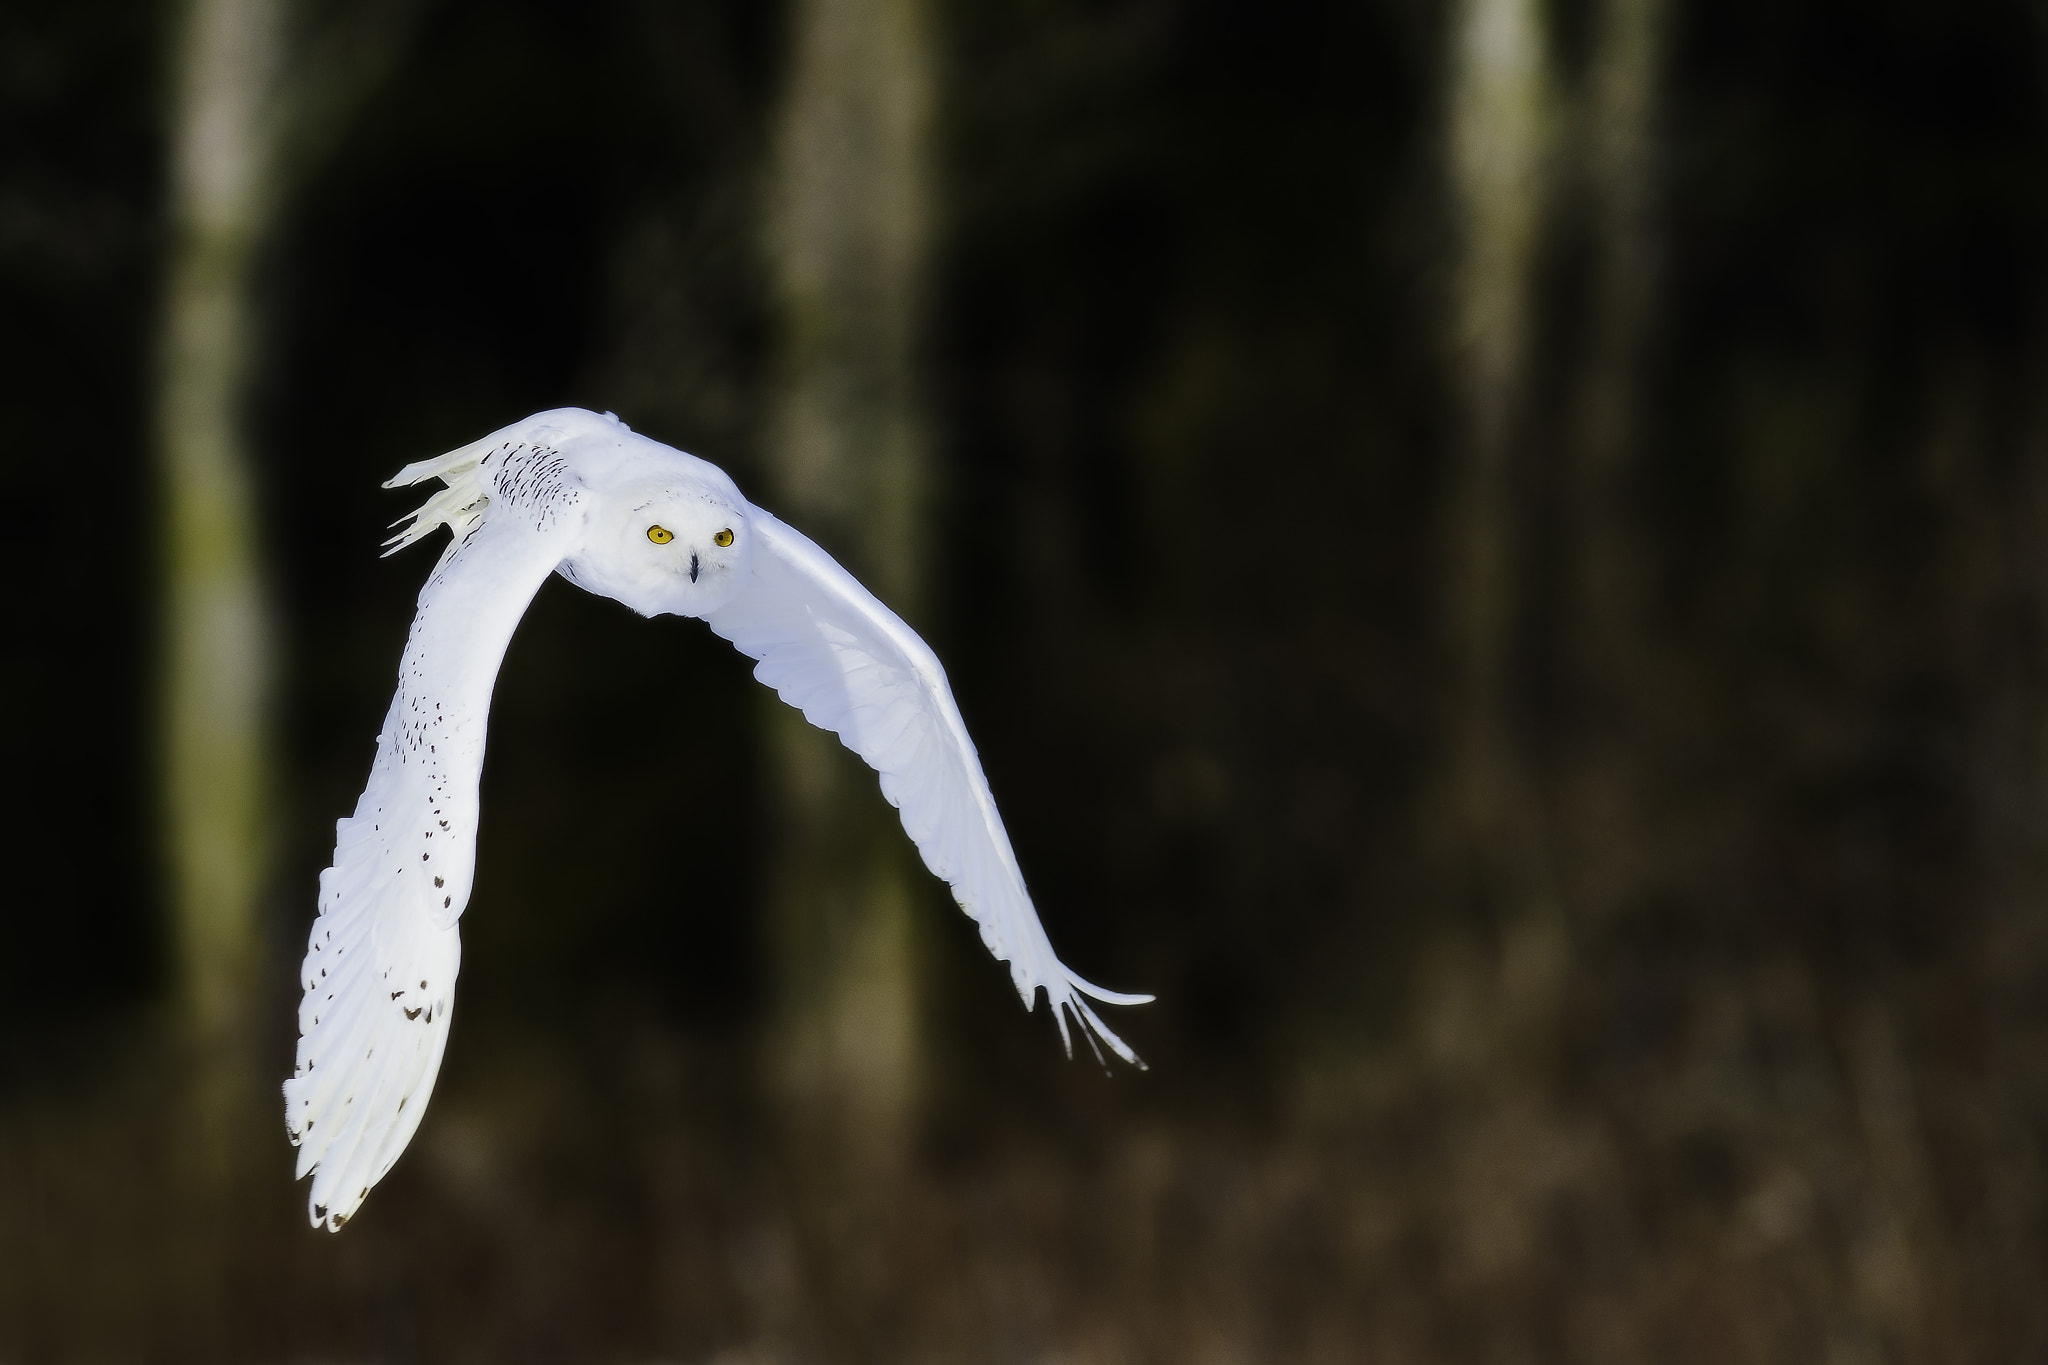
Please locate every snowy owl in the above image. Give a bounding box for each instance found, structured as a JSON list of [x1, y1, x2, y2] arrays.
[[284, 408, 1149, 1231]]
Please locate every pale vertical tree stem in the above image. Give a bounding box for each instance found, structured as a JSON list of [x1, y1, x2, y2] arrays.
[[1445, 0, 1552, 896], [763, 0, 934, 1173], [1559, 0, 1665, 925], [159, 0, 282, 1043], [1576, 0, 1663, 662]]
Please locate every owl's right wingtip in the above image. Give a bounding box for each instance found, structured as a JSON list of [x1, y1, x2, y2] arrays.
[[1057, 991, 1146, 1072]]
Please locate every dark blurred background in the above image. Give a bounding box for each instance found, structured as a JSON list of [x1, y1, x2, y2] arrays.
[[6, 0, 2048, 1360]]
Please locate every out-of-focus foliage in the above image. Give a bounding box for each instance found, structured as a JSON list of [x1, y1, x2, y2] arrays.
[[3, 0, 2048, 1360]]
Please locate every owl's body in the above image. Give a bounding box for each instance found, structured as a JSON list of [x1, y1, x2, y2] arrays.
[[285, 409, 1146, 1231]]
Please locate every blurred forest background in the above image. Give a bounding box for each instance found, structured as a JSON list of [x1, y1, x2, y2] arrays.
[[5, 0, 2048, 1360]]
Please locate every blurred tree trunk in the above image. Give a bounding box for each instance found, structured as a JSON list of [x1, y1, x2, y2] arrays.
[[1552, 0, 1664, 923], [155, 0, 284, 1345], [159, 0, 283, 1067], [759, 0, 934, 1339], [1443, 0, 1555, 918]]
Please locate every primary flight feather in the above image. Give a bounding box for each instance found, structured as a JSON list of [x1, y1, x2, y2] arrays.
[[284, 408, 1150, 1231]]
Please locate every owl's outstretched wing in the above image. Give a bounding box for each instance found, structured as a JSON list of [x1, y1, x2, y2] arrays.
[[285, 439, 577, 1231], [706, 508, 1151, 1065]]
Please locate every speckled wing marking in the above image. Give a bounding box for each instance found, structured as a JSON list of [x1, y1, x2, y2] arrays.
[[706, 508, 1151, 1065], [285, 443, 581, 1231]]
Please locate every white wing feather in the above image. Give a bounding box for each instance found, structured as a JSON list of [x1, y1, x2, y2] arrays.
[[285, 453, 573, 1230], [707, 508, 1151, 1064]]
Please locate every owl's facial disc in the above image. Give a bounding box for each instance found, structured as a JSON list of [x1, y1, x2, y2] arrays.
[[562, 481, 752, 618]]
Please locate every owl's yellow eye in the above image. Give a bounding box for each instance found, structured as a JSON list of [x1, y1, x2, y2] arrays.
[[647, 525, 673, 544], [714, 528, 734, 548]]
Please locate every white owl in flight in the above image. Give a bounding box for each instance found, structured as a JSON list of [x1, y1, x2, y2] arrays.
[[284, 408, 1150, 1231]]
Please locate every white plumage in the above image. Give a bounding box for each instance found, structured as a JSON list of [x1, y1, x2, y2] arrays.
[[285, 408, 1149, 1231]]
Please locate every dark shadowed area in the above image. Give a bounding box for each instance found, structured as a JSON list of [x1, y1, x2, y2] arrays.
[[4, 0, 2048, 1361]]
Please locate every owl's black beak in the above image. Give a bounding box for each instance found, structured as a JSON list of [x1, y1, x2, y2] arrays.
[[689, 552, 700, 583]]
